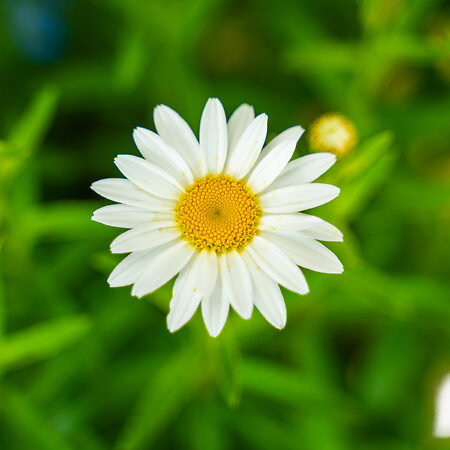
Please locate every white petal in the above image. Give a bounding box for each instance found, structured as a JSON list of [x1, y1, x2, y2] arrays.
[[131, 240, 194, 298], [260, 183, 340, 213], [114, 155, 183, 200], [167, 260, 202, 333], [202, 275, 229, 337], [256, 125, 304, 164], [110, 221, 179, 253], [225, 113, 268, 179], [247, 139, 297, 193], [227, 103, 255, 156], [259, 213, 343, 241], [133, 127, 194, 187], [219, 252, 253, 319], [191, 250, 218, 298], [200, 98, 228, 174], [261, 231, 343, 274], [167, 251, 218, 332], [435, 374, 450, 438], [246, 235, 309, 294], [241, 252, 286, 329], [153, 104, 205, 177], [92, 204, 156, 228], [90, 178, 175, 211], [108, 250, 155, 287], [269, 153, 336, 191]]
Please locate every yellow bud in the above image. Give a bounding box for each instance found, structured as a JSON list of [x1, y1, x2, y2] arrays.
[[309, 113, 358, 157]]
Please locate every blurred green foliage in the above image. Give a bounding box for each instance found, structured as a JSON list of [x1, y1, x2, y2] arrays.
[[1, 0, 449, 449]]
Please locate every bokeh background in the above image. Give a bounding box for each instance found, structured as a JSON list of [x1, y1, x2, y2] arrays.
[[1, 0, 450, 449]]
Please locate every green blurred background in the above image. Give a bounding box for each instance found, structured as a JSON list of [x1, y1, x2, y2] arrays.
[[1, 0, 450, 448]]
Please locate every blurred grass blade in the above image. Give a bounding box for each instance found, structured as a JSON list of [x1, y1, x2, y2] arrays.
[[333, 152, 397, 221], [240, 357, 352, 414], [7, 85, 59, 157], [25, 202, 102, 240], [115, 346, 202, 450], [0, 315, 91, 371], [185, 403, 228, 450], [334, 131, 394, 183], [0, 386, 73, 450], [207, 336, 242, 408], [1, 85, 58, 183]]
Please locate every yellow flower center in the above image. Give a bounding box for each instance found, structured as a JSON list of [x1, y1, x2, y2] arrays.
[[175, 174, 262, 253]]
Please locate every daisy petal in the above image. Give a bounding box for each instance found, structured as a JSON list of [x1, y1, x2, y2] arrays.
[[256, 125, 304, 164], [247, 139, 297, 193], [220, 252, 253, 319], [108, 250, 155, 287], [260, 183, 340, 213], [259, 213, 343, 241], [246, 235, 309, 294], [200, 98, 228, 174], [269, 152, 336, 190], [132, 240, 194, 298], [225, 113, 268, 179], [153, 104, 205, 177], [192, 250, 219, 298], [262, 231, 343, 274], [92, 204, 156, 228], [227, 103, 255, 156], [241, 252, 286, 329], [167, 261, 202, 333], [202, 275, 229, 337], [167, 251, 218, 332], [133, 127, 194, 187], [434, 374, 450, 438], [110, 221, 179, 253], [114, 155, 183, 200], [90, 179, 175, 211]]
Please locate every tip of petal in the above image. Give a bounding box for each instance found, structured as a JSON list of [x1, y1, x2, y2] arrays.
[[131, 285, 142, 298], [107, 274, 124, 288], [257, 112, 268, 122], [167, 314, 183, 333], [153, 104, 171, 118], [207, 329, 221, 338], [273, 320, 286, 330], [90, 181, 100, 192], [330, 185, 341, 199], [298, 285, 310, 295], [132, 126, 146, 137], [322, 152, 337, 165], [206, 97, 220, 104], [290, 125, 305, 142]]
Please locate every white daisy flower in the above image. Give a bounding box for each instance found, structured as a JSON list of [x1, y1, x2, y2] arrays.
[[91, 98, 343, 337]]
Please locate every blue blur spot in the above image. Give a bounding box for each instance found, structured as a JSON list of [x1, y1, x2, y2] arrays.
[[5, 0, 69, 63]]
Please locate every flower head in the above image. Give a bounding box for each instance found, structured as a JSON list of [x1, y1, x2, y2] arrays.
[[91, 98, 343, 336], [309, 112, 357, 157]]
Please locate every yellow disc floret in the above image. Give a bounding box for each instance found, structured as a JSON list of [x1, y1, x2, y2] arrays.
[[175, 175, 262, 253]]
